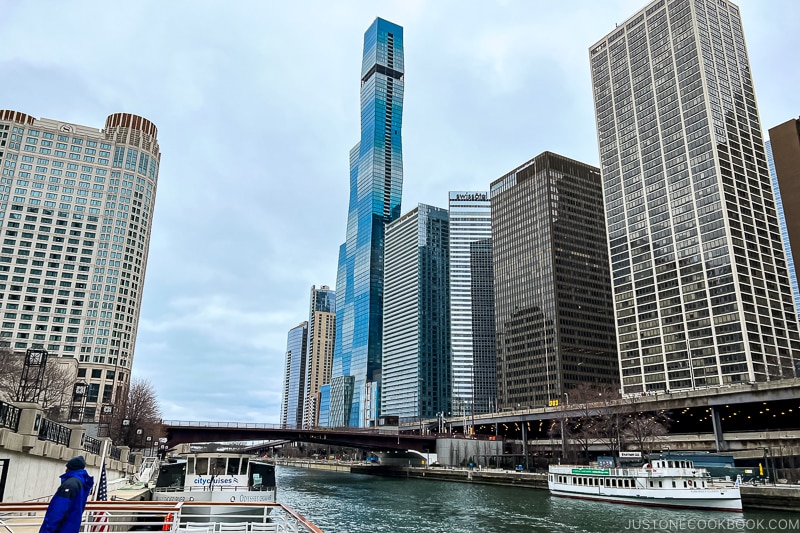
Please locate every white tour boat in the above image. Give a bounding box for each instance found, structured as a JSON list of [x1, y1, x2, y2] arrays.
[[152, 451, 276, 505], [548, 458, 742, 512]]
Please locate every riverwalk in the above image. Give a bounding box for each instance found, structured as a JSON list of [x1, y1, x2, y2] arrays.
[[275, 458, 800, 512]]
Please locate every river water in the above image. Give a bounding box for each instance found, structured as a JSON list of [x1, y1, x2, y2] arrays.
[[275, 466, 798, 533]]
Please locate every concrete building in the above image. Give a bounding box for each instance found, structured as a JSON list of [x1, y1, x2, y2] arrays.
[[0, 110, 160, 421], [448, 191, 496, 415], [302, 285, 335, 428], [382, 204, 451, 422], [590, 0, 799, 395], [767, 118, 800, 321], [490, 152, 618, 409]]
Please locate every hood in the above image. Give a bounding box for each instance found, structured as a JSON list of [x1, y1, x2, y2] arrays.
[[60, 468, 95, 491]]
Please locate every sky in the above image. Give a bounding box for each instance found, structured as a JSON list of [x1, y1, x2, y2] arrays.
[[1, 0, 798, 424]]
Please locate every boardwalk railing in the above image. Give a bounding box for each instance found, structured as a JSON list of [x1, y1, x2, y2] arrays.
[[38, 418, 71, 446], [0, 400, 21, 432]]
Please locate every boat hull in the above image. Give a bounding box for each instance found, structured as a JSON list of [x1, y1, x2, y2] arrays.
[[549, 486, 742, 512]]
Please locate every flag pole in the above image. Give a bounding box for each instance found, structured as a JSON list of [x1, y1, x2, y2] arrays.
[[93, 438, 110, 500]]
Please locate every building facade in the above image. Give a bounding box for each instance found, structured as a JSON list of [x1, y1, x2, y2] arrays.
[[280, 321, 308, 429], [590, 0, 800, 395], [302, 285, 335, 428], [448, 191, 496, 415], [0, 110, 160, 421], [767, 119, 800, 321], [382, 204, 451, 421], [490, 152, 618, 409], [330, 18, 405, 427]]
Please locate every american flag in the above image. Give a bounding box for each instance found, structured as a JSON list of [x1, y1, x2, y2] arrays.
[[91, 462, 110, 533]]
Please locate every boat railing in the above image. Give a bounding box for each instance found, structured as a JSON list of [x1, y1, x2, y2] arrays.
[[0, 500, 323, 533], [550, 465, 709, 478]]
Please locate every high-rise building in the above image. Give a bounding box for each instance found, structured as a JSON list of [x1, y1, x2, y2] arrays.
[[0, 110, 160, 421], [302, 285, 335, 428], [330, 18, 405, 428], [590, 0, 800, 395], [490, 152, 618, 409], [382, 204, 450, 421], [767, 118, 800, 321], [448, 191, 496, 415], [280, 321, 308, 428]]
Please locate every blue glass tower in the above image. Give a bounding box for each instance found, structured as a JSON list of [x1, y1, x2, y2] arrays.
[[330, 18, 404, 428]]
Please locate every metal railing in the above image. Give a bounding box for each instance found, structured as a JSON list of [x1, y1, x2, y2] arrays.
[[83, 435, 101, 455], [0, 400, 21, 432], [0, 500, 325, 533], [109, 445, 122, 461], [38, 418, 72, 446]]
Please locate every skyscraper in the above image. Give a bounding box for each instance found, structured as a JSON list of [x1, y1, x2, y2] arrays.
[[448, 192, 495, 415], [329, 18, 404, 428], [302, 285, 335, 428], [767, 118, 800, 321], [590, 0, 800, 395], [382, 204, 450, 421], [280, 321, 308, 428], [0, 110, 160, 421], [491, 152, 618, 409]]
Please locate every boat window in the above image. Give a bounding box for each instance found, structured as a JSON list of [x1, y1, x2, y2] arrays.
[[212, 457, 227, 476], [187, 457, 195, 475], [228, 457, 241, 475], [649, 481, 653, 487], [672, 481, 676, 488], [195, 457, 209, 476], [241, 457, 249, 474], [250, 461, 276, 491], [659, 481, 663, 488], [684, 481, 687, 488]]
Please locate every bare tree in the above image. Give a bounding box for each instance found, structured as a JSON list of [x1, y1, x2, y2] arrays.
[[0, 347, 23, 402], [109, 378, 165, 449], [624, 404, 671, 455], [38, 359, 76, 421]]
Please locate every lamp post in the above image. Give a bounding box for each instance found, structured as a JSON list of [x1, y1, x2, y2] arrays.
[[70, 382, 88, 423], [145, 435, 153, 457], [561, 392, 569, 458]]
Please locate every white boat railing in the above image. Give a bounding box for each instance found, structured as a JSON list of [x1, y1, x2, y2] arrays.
[[0, 500, 323, 533]]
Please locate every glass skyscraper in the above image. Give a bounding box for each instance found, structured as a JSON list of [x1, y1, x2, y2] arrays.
[[329, 18, 404, 427], [448, 192, 495, 415], [382, 204, 450, 421], [590, 0, 799, 395], [280, 321, 308, 429]]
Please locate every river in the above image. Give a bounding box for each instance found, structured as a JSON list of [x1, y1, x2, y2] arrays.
[[275, 466, 799, 533]]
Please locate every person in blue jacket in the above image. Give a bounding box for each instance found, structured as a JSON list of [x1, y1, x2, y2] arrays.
[[39, 455, 95, 533]]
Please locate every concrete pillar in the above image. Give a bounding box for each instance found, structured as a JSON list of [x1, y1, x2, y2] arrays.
[[15, 402, 44, 437], [522, 423, 529, 471], [67, 424, 86, 451], [711, 406, 726, 452]]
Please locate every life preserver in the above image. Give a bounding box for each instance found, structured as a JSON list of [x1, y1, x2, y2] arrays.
[[162, 513, 174, 531], [644, 463, 651, 469], [687, 480, 693, 486]]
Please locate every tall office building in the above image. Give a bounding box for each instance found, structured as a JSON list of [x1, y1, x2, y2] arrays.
[[302, 285, 335, 428], [329, 18, 404, 427], [448, 192, 496, 415], [0, 110, 160, 421], [280, 321, 308, 428], [382, 204, 450, 421], [590, 0, 800, 395], [490, 152, 618, 409], [767, 119, 800, 321]]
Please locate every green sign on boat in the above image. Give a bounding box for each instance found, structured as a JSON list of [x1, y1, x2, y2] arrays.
[[571, 468, 610, 475]]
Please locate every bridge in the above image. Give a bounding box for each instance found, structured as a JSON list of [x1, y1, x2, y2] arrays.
[[163, 378, 800, 455], [162, 421, 438, 452]]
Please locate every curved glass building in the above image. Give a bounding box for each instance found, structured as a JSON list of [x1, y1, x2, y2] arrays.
[[329, 18, 404, 428]]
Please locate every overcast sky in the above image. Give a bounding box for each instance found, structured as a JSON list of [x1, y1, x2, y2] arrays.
[[2, 0, 798, 423]]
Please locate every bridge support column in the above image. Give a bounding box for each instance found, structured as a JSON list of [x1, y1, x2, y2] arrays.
[[711, 406, 726, 452], [522, 423, 528, 471]]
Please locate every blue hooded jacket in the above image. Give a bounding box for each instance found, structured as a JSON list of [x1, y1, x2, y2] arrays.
[[39, 468, 95, 533]]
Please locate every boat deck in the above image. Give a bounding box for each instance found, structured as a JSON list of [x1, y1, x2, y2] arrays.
[[0, 500, 322, 533]]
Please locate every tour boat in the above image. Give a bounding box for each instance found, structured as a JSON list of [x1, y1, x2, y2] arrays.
[[548, 458, 742, 512], [151, 451, 276, 505]]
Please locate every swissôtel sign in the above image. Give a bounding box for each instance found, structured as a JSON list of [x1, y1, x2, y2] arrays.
[[450, 192, 488, 202]]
